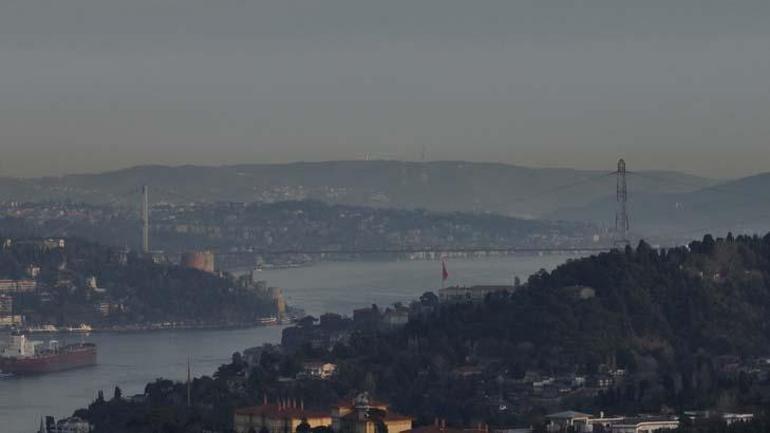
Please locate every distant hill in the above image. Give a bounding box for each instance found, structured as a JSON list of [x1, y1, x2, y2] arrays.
[[0, 238, 278, 327], [550, 172, 770, 242], [0, 200, 597, 262], [0, 161, 715, 219]]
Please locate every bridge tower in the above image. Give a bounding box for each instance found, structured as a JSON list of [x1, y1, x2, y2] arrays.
[[614, 159, 630, 248], [141, 185, 150, 253]]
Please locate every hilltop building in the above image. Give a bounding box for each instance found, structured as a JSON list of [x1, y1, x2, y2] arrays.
[[0, 294, 13, 315], [39, 416, 91, 433], [0, 279, 38, 293], [332, 393, 413, 433], [402, 422, 489, 433], [181, 250, 216, 273], [438, 285, 513, 303], [300, 361, 337, 379], [233, 399, 332, 433], [234, 394, 411, 433]]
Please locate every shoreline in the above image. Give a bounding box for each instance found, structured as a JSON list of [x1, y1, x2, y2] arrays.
[[11, 321, 289, 336]]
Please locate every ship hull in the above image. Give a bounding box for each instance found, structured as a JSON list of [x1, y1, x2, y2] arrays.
[[0, 344, 96, 375]]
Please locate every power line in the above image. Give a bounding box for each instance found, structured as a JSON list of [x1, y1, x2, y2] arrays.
[[509, 171, 615, 205]]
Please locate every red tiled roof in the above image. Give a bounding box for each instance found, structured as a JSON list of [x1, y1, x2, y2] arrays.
[[332, 400, 390, 410], [235, 404, 330, 420], [383, 413, 413, 422], [402, 426, 484, 433], [340, 411, 413, 423]]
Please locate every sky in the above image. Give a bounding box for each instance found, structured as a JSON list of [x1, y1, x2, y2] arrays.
[[1, 0, 769, 179]]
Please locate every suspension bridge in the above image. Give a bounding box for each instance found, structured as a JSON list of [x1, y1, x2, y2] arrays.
[[136, 159, 759, 258]]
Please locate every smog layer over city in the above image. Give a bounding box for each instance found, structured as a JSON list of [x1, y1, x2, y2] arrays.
[[1, 2, 770, 433]]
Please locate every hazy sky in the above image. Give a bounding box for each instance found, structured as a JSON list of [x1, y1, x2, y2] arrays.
[[1, 0, 769, 178]]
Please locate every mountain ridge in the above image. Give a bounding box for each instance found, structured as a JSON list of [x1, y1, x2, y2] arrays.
[[0, 160, 717, 220]]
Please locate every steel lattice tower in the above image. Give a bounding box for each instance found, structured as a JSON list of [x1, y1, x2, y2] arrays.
[[614, 159, 630, 247]]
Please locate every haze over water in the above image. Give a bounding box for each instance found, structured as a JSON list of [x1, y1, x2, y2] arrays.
[[0, 255, 574, 433]]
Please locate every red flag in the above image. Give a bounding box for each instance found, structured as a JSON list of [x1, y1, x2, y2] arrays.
[[442, 259, 449, 281]]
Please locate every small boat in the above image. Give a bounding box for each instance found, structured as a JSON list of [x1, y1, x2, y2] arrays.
[[0, 371, 14, 379], [257, 316, 278, 326], [24, 325, 58, 333], [65, 324, 92, 333]]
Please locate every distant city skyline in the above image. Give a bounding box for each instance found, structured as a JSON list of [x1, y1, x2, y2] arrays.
[[1, 0, 769, 179]]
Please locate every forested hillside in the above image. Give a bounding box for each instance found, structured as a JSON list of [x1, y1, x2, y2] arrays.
[[339, 234, 770, 420], [72, 234, 770, 432], [0, 237, 277, 326]]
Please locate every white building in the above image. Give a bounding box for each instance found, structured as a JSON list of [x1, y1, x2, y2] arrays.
[[302, 361, 337, 379], [382, 309, 410, 328], [723, 413, 754, 425], [0, 279, 38, 293], [545, 411, 593, 433], [439, 285, 512, 303], [0, 315, 23, 327], [39, 416, 92, 433], [610, 418, 679, 433]]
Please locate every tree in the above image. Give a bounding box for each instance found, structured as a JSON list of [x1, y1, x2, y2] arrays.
[[297, 418, 312, 433], [419, 292, 438, 306], [113, 386, 123, 401], [297, 316, 317, 328]]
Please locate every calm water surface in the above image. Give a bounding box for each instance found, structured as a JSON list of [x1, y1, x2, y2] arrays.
[[0, 255, 578, 433]]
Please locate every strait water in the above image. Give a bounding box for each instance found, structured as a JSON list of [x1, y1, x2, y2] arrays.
[[0, 255, 577, 433]]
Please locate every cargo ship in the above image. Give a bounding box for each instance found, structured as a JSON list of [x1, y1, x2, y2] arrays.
[[0, 333, 96, 375]]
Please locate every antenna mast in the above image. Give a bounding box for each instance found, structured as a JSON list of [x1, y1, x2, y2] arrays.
[[614, 159, 630, 247]]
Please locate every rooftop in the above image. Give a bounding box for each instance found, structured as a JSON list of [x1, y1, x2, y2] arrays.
[[545, 411, 592, 420], [234, 403, 330, 420], [404, 426, 486, 433], [614, 417, 679, 426]]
